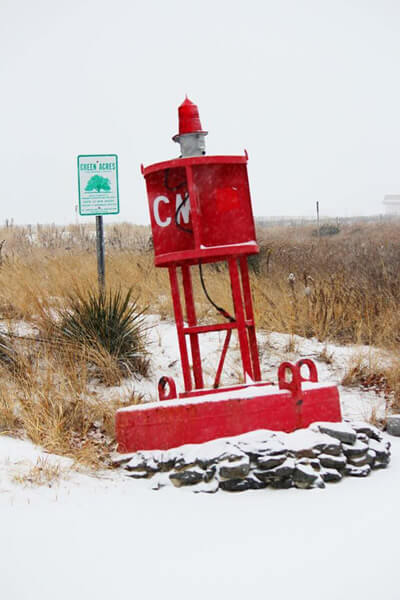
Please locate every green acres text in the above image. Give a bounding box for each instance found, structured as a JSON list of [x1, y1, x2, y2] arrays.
[[80, 162, 116, 171]]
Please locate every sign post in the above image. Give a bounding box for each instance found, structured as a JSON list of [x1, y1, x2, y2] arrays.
[[95, 215, 106, 292], [77, 154, 120, 293]]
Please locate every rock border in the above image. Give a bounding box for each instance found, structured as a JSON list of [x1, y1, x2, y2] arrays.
[[112, 421, 391, 493]]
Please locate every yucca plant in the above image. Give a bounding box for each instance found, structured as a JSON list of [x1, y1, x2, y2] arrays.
[[54, 287, 150, 384]]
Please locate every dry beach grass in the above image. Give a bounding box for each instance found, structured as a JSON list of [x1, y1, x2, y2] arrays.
[[0, 219, 399, 467]]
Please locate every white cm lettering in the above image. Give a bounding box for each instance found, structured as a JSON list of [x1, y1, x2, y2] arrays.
[[153, 194, 191, 228]]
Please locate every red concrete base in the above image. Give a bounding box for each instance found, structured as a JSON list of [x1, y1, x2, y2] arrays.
[[115, 359, 342, 453]]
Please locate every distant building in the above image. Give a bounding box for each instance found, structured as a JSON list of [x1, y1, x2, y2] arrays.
[[383, 194, 400, 215]]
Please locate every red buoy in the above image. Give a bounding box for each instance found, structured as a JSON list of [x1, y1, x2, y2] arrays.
[[114, 98, 343, 453]]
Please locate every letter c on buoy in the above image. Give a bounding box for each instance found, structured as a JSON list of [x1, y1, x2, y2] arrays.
[[153, 196, 171, 227]]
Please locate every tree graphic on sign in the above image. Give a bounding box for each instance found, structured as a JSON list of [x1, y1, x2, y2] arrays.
[[85, 175, 111, 193]]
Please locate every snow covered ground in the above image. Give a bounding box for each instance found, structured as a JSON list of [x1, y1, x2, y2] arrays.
[[1, 318, 398, 599], [1, 433, 399, 600]]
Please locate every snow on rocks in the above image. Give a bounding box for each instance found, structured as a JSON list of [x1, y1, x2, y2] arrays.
[[218, 454, 250, 479], [344, 464, 371, 477], [347, 421, 383, 441], [170, 467, 204, 487], [113, 420, 391, 493], [310, 421, 357, 445]]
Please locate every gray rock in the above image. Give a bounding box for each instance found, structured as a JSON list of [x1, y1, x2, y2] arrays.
[[126, 470, 149, 479], [219, 447, 248, 462], [356, 433, 369, 444], [174, 457, 197, 470], [373, 459, 390, 469], [246, 473, 267, 490], [234, 438, 279, 459], [320, 468, 342, 483], [156, 452, 177, 472], [293, 464, 319, 489], [319, 453, 347, 470], [204, 465, 217, 482], [344, 464, 371, 477], [369, 439, 391, 462], [139, 450, 175, 472], [255, 458, 295, 484], [270, 478, 293, 489], [297, 457, 311, 465], [342, 440, 369, 458], [193, 443, 233, 469], [170, 468, 204, 487], [196, 456, 218, 469], [313, 442, 342, 457], [315, 477, 326, 489], [256, 454, 287, 470], [125, 454, 159, 473], [316, 423, 357, 445], [347, 453, 369, 467], [366, 449, 376, 468], [175, 446, 218, 470], [124, 454, 147, 471], [253, 469, 272, 483], [369, 439, 390, 468], [219, 455, 250, 479], [310, 458, 321, 471], [271, 458, 295, 479], [351, 422, 383, 442], [111, 452, 136, 466], [386, 415, 400, 437], [174, 440, 230, 469], [261, 439, 288, 457], [292, 447, 320, 459], [220, 478, 251, 492]]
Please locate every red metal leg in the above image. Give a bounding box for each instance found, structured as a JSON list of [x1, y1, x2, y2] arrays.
[[181, 265, 204, 389], [213, 329, 232, 388], [168, 266, 192, 392], [239, 256, 261, 381], [228, 257, 254, 380]]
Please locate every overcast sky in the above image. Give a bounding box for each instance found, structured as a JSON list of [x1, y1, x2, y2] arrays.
[[1, 0, 400, 225]]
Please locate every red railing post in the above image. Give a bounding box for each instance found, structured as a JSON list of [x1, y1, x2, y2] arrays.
[[181, 264, 204, 389], [168, 265, 192, 392], [239, 256, 261, 381], [228, 257, 254, 380]]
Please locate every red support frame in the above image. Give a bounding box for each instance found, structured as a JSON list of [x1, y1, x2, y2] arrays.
[[168, 255, 261, 393]]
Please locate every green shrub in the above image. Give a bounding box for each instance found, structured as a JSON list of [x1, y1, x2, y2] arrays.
[[54, 287, 150, 384]]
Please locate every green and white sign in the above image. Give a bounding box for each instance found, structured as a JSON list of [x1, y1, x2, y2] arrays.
[[77, 154, 119, 216]]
